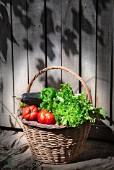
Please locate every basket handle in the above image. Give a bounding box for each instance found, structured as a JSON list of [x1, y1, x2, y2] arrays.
[[26, 66, 92, 103]]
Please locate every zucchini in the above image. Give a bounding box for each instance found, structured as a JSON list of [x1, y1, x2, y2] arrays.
[[21, 92, 42, 106]]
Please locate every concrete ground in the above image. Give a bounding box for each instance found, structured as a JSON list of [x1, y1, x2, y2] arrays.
[[0, 129, 114, 170]]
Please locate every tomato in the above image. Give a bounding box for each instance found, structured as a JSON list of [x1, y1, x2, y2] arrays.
[[22, 105, 39, 121], [37, 110, 56, 124]]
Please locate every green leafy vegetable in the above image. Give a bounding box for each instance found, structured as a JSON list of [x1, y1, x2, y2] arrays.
[[40, 84, 107, 127], [40, 87, 56, 111]]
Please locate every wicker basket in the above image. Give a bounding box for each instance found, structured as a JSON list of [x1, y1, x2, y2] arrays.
[[20, 66, 92, 164]]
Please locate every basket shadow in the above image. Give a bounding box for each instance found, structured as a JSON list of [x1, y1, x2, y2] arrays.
[[74, 119, 114, 163], [74, 138, 114, 163]]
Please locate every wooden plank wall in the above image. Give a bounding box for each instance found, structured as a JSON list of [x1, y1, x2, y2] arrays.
[[0, 0, 114, 131]]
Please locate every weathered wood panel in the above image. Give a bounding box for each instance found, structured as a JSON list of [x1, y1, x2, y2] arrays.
[[112, 0, 114, 131], [81, 0, 96, 105], [96, 0, 113, 128], [11, 0, 28, 128], [27, 0, 46, 93], [0, 2, 15, 127], [62, 0, 79, 93], [46, 0, 62, 89]]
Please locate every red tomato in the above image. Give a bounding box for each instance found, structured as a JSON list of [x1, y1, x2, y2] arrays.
[[22, 105, 39, 121], [37, 110, 56, 124]]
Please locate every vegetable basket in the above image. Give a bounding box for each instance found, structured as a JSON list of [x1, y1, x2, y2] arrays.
[[19, 66, 92, 164]]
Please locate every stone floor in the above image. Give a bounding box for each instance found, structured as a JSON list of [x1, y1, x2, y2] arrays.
[[0, 129, 114, 170]]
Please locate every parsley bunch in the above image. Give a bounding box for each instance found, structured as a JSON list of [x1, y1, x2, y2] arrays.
[[40, 84, 107, 127]]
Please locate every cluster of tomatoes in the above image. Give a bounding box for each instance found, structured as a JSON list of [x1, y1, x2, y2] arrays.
[[22, 105, 56, 125]]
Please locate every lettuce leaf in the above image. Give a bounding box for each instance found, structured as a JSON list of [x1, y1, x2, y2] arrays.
[[40, 83, 107, 127]]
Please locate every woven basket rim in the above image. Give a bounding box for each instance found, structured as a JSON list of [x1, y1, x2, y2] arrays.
[[20, 116, 67, 129], [18, 108, 90, 130]]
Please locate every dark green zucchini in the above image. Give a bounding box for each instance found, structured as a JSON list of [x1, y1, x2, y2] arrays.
[[21, 92, 42, 106]]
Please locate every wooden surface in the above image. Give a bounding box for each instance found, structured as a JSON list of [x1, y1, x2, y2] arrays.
[[0, 0, 114, 132], [0, 129, 114, 170], [96, 0, 113, 129], [27, 0, 45, 92], [0, 2, 14, 127], [81, 0, 96, 105], [62, 0, 79, 92], [111, 0, 114, 126], [46, 0, 62, 89]]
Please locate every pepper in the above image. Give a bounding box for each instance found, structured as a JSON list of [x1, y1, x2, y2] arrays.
[[20, 101, 28, 107], [40, 87, 56, 102]]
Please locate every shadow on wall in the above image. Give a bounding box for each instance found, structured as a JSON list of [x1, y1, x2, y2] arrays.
[[0, 0, 33, 63], [0, 1, 18, 63], [92, 0, 110, 46], [37, 0, 109, 87], [40, 7, 55, 62], [0, 0, 110, 77], [39, 0, 109, 63]]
